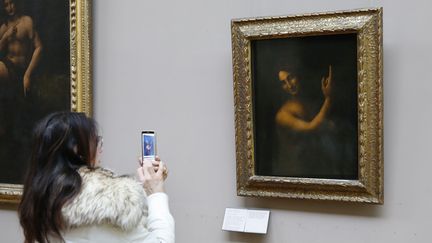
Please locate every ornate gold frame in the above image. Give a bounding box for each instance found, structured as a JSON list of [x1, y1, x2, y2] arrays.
[[0, 0, 93, 204], [232, 8, 383, 204]]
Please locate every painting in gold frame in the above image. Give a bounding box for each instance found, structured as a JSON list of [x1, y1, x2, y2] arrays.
[[0, 0, 92, 204], [232, 8, 383, 204]]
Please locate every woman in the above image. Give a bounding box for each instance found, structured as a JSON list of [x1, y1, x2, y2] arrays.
[[18, 112, 174, 243]]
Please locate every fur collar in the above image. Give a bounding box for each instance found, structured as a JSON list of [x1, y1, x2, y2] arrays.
[[62, 167, 147, 231]]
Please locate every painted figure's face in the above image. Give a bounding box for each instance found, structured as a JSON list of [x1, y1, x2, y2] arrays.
[[3, 0, 15, 16], [279, 70, 299, 95]]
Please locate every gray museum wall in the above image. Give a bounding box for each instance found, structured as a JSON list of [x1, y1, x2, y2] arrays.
[[1, 0, 431, 242]]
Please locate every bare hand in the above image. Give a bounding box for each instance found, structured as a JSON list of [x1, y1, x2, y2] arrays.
[[151, 156, 168, 180], [321, 65, 332, 98], [138, 156, 165, 171], [137, 159, 167, 195]]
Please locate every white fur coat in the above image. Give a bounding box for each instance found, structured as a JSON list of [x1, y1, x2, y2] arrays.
[[62, 167, 148, 231]]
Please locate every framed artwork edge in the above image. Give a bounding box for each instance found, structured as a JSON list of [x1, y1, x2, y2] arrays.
[[0, 0, 93, 204], [232, 8, 383, 204]]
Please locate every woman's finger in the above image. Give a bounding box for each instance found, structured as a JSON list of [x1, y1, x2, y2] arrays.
[[162, 165, 168, 179], [137, 167, 145, 181], [155, 161, 165, 176], [143, 161, 156, 175], [138, 156, 143, 166]]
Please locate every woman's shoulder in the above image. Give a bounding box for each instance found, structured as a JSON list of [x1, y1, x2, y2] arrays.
[[78, 166, 141, 188], [78, 166, 117, 180], [62, 166, 148, 231]]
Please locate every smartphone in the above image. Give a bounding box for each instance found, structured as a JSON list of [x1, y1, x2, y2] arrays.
[[141, 131, 157, 161]]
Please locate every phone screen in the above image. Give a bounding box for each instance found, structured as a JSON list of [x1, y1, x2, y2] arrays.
[[142, 131, 156, 160]]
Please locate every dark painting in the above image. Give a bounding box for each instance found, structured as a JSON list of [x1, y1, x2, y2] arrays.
[[0, 0, 70, 184], [252, 34, 358, 179]]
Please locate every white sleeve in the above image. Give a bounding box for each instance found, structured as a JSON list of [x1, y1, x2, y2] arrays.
[[145, 192, 175, 243]]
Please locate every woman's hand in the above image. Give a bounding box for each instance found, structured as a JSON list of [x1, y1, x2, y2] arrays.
[[137, 158, 168, 195], [321, 65, 333, 98], [138, 156, 168, 178]]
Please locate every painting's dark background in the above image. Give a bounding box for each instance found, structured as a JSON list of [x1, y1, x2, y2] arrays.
[[0, 0, 70, 184], [252, 34, 358, 179]]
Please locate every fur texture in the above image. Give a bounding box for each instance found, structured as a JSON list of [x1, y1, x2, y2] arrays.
[[62, 167, 147, 231]]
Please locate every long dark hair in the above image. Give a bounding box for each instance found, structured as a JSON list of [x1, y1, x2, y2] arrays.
[[18, 112, 99, 243]]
